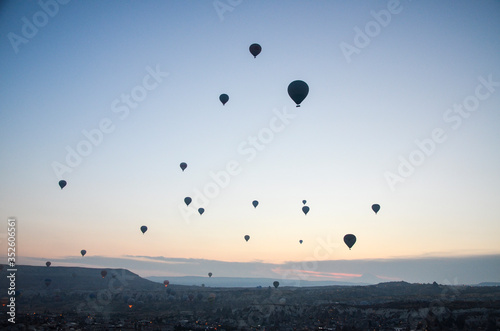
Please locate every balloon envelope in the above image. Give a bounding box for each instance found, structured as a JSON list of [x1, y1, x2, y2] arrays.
[[80, 250, 86, 257], [44, 278, 52, 287], [163, 280, 169, 287], [287, 80, 309, 107], [58, 180, 67, 189], [372, 204, 380, 214], [46, 261, 51, 267], [208, 272, 212, 278], [219, 94, 229, 105], [101, 270, 107, 278], [184, 197, 192, 206], [140, 225, 147, 234], [244, 235, 250, 242], [180, 162, 187, 171], [249, 43, 261, 58], [198, 208, 204, 215], [252, 200, 259, 208], [273, 281, 279, 289], [299, 240, 303, 244], [302, 200, 307, 205], [302, 206, 310, 215], [344, 234, 356, 250]]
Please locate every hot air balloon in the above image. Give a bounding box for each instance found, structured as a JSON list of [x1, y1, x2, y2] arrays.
[[80, 250, 86, 257], [140, 225, 147, 234], [198, 208, 205, 215], [46, 261, 51, 267], [288, 80, 309, 107], [180, 162, 187, 171], [163, 280, 169, 287], [44, 278, 52, 287], [58, 180, 67, 189], [127, 298, 135, 308], [208, 272, 212, 278], [302, 206, 310, 215], [244, 235, 250, 242], [252, 200, 259, 208], [273, 281, 279, 289], [101, 270, 108, 278], [299, 240, 303, 244], [372, 204, 380, 214], [344, 234, 356, 250], [184, 197, 192, 206], [302, 200, 307, 205], [249, 43, 261, 58], [219, 94, 229, 105]]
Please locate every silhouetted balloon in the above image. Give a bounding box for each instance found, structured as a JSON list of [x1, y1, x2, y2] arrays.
[[344, 234, 356, 250], [273, 281, 279, 289], [180, 162, 187, 171], [44, 278, 52, 287], [302, 206, 310, 215], [244, 235, 250, 242], [46, 261, 51, 267], [163, 280, 169, 287], [198, 208, 204, 215], [302, 200, 307, 205], [101, 270, 107, 278], [80, 250, 86, 257], [58, 180, 67, 189], [208, 272, 212, 278], [219, 94, 229, 105], [372, 204, 380, 214], [140, 225, 147, 234], [252, 200, 259, 208], [249, 43, 261, 58], [184, 197, 192, 206], [288, 80, 309, 107], [299, 240, 303, 244]]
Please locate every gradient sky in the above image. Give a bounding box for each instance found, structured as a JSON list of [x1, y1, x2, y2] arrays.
[[1, 0, 499, 284]]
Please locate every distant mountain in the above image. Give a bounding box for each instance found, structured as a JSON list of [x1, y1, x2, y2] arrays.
[[146, 275, 381, 287], [474, 282, 500, 287]]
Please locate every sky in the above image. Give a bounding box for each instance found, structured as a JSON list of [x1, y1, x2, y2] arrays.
[[1, 0, 499, 285]]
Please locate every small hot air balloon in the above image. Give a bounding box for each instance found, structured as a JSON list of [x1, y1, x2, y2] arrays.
[[249, 43, 261, 58], [44, 278, 52, 287], [127, 298, 135, 308], [219, 94, 229, 105], [302, 200, 307, 205], [163, 280, 169, 287], [273, 281, 279, 289], [302, 206, 310, 215], [252, 200, 259, 208], [180, 162, 187, 171], [344, 234, 356, 250], [46, 261, 51, 267], [140, 225, 148, 234], [288, 80, 309, 107], [372, 204, 380, 214], [208, 272, 213, 278], [81, 250, 86, 257], [184, 197, 192, 206], [299, 240, 303, 244], [101, 270, 108, 278], [58, 180, 67, 189], [244, 235, 250, 242], [198, 208, 204, 215]]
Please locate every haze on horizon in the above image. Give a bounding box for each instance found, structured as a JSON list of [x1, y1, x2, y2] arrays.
[[1, 1, 499, 285]]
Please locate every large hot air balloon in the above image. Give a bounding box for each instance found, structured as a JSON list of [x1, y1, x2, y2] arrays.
[[249, 43, 261, 58], [163, 280, 169, 287], [208, 272, 213, 278], [198, 208, 205, 215], [46, 261, 51, 267], [244, 235, 250, 242], [288, 80, 309, 107], [101, 270, 108, 278], [372, 204, 380, 214], [273, 281, 279, 289], [302, 206, 310, 215], [252, 200, 259, 208], [180, 162, 187, 171], [344, 234, 356, 250], [140, 226, 148, 234], [81, 250, 86, 257], [299, 240, 303, 244], [44, 278, 52, 287], [219, 94, 229, 105], [184, 197, 192, 206], [58, 180, 67, 189]]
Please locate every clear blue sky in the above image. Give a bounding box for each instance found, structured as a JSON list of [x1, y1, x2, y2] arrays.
[[1, 0, 499, 284]]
